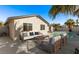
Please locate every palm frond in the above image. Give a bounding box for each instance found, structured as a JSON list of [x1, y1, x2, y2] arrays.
[[49, 5, 77, 19]]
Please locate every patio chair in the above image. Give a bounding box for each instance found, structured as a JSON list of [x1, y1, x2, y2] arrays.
[[35, 36, 52, 53], [37, 35, 62, 54], [34, 36, 46, 45]]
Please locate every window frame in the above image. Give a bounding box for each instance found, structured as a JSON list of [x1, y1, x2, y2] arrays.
[[23, 23, 32, 31], [40, 24, 45, 30]]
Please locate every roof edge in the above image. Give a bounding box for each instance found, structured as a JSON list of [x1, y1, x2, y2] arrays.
[[5, 15, 49, 26]]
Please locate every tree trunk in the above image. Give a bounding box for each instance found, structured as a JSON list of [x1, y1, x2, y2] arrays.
[[68, 25, 72, 32]]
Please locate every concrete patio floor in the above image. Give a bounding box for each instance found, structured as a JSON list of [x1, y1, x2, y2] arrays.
[[0, 36, 47, 54], [0, 32, 79, 54], [0, 37, 20, 54], [58, 32, 79, 54]]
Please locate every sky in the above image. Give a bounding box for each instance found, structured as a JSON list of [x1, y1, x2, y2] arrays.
[[0, 5, 78, 25]]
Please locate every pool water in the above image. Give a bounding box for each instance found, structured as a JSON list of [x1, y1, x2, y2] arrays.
[[52, 31, 74, 39], [67, 32, 75, 39], [52, 31, 66, 37]]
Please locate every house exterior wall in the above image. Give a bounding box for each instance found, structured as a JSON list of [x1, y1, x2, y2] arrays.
[[14, 16, 49, 35], [7, 16, 50, 40], [72, 26, 79, 32], [8, 22, 16, 40]]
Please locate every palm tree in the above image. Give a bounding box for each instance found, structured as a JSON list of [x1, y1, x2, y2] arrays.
[[74, 7, 79, 17], [65, 19, 75, 32], [51, 23, 61, 31], [49, 5, 79, 18]]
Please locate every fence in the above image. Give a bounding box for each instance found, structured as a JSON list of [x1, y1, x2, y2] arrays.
[[60, 26, 79, 32]]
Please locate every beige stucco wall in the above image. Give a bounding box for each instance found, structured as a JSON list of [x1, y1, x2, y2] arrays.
[[8, 16, 50, 40], [14, 16, 49, 35], [9, 22, 16, 40]]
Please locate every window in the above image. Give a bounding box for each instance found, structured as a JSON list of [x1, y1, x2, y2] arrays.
[[23, 23, 32, 31], [40, 25, 45, 30]]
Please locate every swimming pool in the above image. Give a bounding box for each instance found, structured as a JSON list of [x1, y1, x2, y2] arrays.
[[52, 31, 67, 37], [51, 31, 74, 40], [48, 31, 67, 44]]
